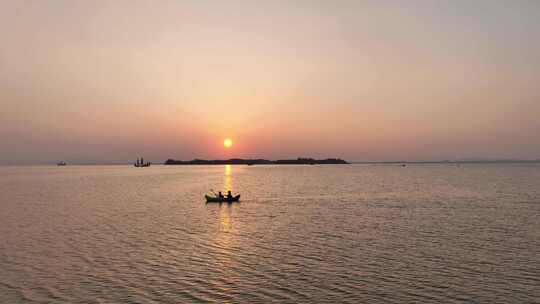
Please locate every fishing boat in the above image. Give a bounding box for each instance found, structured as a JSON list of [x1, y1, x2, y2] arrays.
[[205, 194, 241, 203], [134, 157, 151, 167]]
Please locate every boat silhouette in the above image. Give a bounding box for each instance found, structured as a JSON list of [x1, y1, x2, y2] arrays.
[[205, 194, 240, 203], [134, 157, 151, 167]]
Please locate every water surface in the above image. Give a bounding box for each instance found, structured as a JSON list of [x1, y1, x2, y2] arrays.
[[1, 164, 539, 303]]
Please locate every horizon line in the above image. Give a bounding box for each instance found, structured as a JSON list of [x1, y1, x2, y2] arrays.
[[2, 158, 540, 166]]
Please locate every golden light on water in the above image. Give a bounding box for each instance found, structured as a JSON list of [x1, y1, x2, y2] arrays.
[[224, 164, 232, 193], [219, 207, 232, 233], [224, 138, 233, 148]]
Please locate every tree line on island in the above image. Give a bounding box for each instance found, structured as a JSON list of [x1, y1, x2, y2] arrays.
[[164, 157, 349, 165]]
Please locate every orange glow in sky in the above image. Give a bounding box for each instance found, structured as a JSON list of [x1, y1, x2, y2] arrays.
[[1, 1, 540, 164]]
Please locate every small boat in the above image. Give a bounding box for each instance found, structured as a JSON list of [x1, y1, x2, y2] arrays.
[[134, 157, 151, 167], [57, 161, 67, 166], [205, 194, 241, 203]]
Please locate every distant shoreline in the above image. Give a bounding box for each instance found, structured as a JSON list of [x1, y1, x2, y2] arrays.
[[2, 159, 540, 166], [351, 160, 540, 164], [164, 158, 349, 165]]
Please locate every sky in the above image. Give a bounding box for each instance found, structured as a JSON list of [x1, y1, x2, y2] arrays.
[[1, 0, 539, 164]]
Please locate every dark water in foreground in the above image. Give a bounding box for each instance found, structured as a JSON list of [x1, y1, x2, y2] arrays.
[[1, 164, 539, 303]]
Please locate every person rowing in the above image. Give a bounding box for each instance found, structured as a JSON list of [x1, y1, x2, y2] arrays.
[[205, 190, 240, 202]]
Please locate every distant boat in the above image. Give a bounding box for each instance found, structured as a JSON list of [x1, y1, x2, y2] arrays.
[[205, 194, 240, 203], [134, 157, 151, 167], [57, 161, 67, 166]]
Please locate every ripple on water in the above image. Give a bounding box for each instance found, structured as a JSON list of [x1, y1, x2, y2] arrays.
[[0, 165, 540, 303]]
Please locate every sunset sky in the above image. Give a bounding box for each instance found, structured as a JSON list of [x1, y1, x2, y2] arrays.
[[1, 1, 539, 164]]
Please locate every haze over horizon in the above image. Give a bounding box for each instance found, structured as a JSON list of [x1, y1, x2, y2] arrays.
[[2, 1, 540, 165]]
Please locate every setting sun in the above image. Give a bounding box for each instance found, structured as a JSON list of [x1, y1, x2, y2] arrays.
[[224, 138, 233, 148]]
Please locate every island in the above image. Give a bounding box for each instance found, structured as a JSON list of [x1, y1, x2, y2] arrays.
[[164, 157, 349, 165]]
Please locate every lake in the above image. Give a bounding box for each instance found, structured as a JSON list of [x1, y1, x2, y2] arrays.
[[1, 164, 539, 303]]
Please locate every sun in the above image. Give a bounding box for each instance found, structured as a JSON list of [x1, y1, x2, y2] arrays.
[[224, 138, 233, 148]]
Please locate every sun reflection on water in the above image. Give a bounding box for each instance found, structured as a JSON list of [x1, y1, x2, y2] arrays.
[[223, 165, 232, 193], [218, 165, 234, 234], [218, 205, 233, 233], [214, 167, 238, 291]]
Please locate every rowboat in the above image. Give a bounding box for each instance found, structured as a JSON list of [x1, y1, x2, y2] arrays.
[[205, 194, 240, 203]]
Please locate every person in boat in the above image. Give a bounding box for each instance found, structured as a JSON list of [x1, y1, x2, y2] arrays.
[[218, 192, 224, 200], [226, 191, 233, 200]]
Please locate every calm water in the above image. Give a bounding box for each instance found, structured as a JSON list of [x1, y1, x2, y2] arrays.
[[1, 164, 539, 303]]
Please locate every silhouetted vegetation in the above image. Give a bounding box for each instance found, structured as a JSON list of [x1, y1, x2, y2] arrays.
[[164, 157, 348, 165]]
